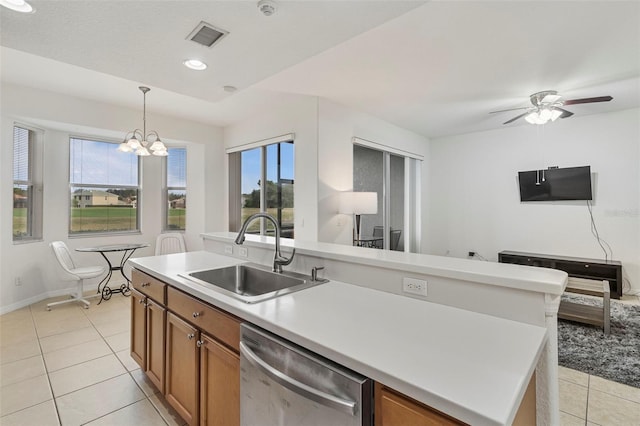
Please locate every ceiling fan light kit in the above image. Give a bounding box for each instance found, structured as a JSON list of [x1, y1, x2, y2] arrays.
[[525, 108, 562, 125], [0, 0, 34, 13], [491, 90, 613, 125]]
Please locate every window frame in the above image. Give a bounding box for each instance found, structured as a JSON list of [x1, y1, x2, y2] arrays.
[[12, 124, 43, 243], [162, 146, 187, 232], [227, 134, 294, 236], [68, 136, 142, 237]]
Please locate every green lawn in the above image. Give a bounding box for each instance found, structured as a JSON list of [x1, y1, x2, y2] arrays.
[[15, 207, 187, 234], [13, 207, 27, 237], [16, 206, 291, 235], [241, 208, 294, 235], [167, 208, 186, 230], [71, 207, 137, 233], [70, 207, 187, 232]]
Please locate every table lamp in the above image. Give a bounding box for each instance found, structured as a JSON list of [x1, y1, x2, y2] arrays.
[[338, 191, 378, 243]]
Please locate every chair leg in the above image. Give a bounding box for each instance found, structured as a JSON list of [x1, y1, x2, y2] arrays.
[[47, 279, 97, 310]]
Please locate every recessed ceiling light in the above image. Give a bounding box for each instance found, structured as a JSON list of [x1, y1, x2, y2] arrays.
[[183, 59, 207, 71], [0, 0, 34, 13]]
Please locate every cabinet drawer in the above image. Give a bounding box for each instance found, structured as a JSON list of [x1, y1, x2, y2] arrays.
[[167, 287, 241, 352], [132, 269, 166, 304]]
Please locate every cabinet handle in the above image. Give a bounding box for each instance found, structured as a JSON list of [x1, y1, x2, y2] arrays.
[[141, 282, 150, 287], [192, 312, 201, 318], [187, 333, 195, 340], [196, 340, 204, 348], [585, 264, 590, 268], [139, 299, 145, 304], [147, 301, 152, 308]]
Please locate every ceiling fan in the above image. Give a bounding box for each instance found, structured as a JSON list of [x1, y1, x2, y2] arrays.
[[490, 90, 613, 125]]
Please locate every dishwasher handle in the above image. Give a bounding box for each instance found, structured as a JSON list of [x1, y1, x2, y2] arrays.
[[240, 341, 357, 416]]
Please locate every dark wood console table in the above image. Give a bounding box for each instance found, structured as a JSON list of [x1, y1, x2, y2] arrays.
[[498, 251, 622, 334], [498, 251, 622, 298]]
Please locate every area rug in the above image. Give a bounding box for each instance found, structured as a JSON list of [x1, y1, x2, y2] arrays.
[[558, 294, 640, 388]]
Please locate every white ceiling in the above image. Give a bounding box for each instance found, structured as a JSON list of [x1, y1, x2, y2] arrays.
[[1, 0, 639, 138]]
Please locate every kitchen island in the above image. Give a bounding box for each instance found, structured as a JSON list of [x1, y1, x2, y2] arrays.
[[129, 238, 566, 425]]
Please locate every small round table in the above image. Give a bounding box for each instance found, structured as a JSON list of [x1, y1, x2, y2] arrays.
[[76, 243, 149, 303]]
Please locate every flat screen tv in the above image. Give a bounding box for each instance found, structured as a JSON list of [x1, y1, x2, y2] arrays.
[[518, 166, 593, 202]]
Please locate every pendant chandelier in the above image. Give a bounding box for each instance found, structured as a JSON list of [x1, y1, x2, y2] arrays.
[[118, 86, 168, 156]]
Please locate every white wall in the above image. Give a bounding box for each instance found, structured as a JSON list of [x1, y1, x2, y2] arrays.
[[428, 108, 640, 294], [223, 94, 319, 242], [317, 98, 430, 247], [222, 96, 430, 249], [1, 83, 225, 313]]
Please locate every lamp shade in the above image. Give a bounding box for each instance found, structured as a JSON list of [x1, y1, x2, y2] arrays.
[[338, 191, 378, 215]]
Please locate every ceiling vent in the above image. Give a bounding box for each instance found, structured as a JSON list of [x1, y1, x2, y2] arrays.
[[186, 21, 228, 48]]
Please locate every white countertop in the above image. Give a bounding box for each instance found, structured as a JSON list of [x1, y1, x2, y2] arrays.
[[202, 232, 567, 295], [129, 250, 547, 426]]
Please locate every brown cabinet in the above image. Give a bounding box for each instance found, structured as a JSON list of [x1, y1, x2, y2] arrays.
[[166, 312, 200, 426], [146, 298, 166, 391], [130, 271, 167, 393], [130, 288, 146, 369], [165, 287, 241, 426], [375, 373, 536, 426], [132, 270, 241, 426], [199, 333, 240, 426], [167, 286, 240, 352], [374, 382, 464, 426]]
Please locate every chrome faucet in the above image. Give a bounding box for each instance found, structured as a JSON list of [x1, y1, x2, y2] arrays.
[[235, 213, 295, 273]]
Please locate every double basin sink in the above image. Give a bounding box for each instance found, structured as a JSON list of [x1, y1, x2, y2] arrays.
[[180, 263, 326, 304]]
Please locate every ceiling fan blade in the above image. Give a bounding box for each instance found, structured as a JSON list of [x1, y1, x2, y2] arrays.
[[562, 96, 613, 105], [555, 107, 574, 119], [489, 106, 530, 114], [503, 111, 530, 125]]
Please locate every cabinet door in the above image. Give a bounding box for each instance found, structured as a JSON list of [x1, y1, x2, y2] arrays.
[[199, 334, 240, 426], [146, 298, 166, 393], [130, 289, 146, 369], [374, 383, 463, 426], [166, 312, 200, 426]]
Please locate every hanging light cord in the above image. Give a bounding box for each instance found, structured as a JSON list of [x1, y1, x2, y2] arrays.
[[586, 200, 613, 262]]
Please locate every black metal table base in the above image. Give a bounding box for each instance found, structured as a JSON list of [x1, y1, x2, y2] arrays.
[[95, 248, 138, 304]]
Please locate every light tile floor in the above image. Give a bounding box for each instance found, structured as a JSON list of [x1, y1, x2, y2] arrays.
[[1, 293, 639, 425], [0, 294, 185, 426]]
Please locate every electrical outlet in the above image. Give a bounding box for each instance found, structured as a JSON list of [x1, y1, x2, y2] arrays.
[[402, 277, 427, 296], [224, 245, 233, 255], [14, 277, 22, 286], [238, 247, 248, 258]]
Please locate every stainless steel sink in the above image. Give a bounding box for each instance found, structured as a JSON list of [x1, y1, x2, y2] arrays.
[[179, 263, 326, 303]]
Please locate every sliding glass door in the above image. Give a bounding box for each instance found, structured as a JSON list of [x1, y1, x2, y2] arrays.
[[353, 144, 420, 252]]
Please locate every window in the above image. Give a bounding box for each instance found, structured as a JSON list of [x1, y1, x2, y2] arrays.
[[13, 125, 42, 241], [164, 147, 187, 231], [229, 139, 294, 238], [69, 137, 140, 234]]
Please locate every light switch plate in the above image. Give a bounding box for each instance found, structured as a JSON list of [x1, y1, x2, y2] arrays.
[[224, 245, 233, 255]]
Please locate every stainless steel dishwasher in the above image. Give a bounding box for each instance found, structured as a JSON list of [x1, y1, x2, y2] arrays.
[[240, 324, 372, 426]]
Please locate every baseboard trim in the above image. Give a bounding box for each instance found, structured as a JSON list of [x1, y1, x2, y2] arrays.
[[0, 284, 98, 315]]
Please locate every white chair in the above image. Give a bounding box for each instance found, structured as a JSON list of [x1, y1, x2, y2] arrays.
[[48, 241, 105, 310], [155, 233, 187, 255]]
